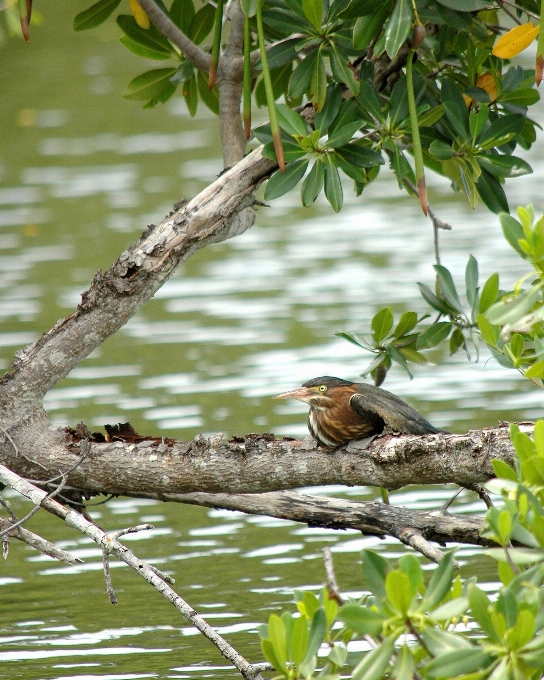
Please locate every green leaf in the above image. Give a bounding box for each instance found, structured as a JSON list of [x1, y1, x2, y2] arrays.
[[330, 43, 359, 95], [302, 0, 322, 30], [290, 615, 309, 667], [338, 603, 385, 636], [392, 644, 414, 680], [240, 0, 257, 18], [265, 159, 309, 200], [188, 2, 215, 44], [430, 596, 469, 621], [486, 283, 542, 325], [371, 308, 394, 345], [268, 614, 288, 674], [477, 114, 525, 150], [418, 104, 446, 128], [182, 74, 198, 117], [261, 638, 283, 672], [477, 154, 532, 178], [421, 551, 455, 610], [335, 143, 383, 167], [386, 570, 414, 615], [353, 2, 391, 50], [310, 52, 327, 111], [436, 0, 488, 8], [425, 649, 493, 678], [478, 273, 499, 314], [301, 159, 324, 207], [534, 419, 544, 458], [326, 121, 362, 149], [119, 35, 171, 60], [465, 255, 478, 311], [429, 140, 454, 160], [441, 80, 470, 141], [491, 458, 519, 482], [361, 549, 388, 597], [123, 68, 178, 101], [469, 105, 489, 141], [393, 311, 418, 338], [500, 213, 526, 257], [356, 81, 384, 123], [477, 313, 500, 349], [416, 322, 452, 349], [324, 155, 343, 212], [468, 584, 500, 642], [262, 141, 307, 163], [352, 634, 395, 680], [197, 70, 219, 114], [289, 50, 319, 99], [300, 608, 326, 677], [417, 282, 456, 315], [384, 0, 412, 59], [434, 264, 463, 313], [117, 14, 174, 53], [476, 169, 509, 214], [276, 104, 307, 137], [170, 0, 194, 32], [74, 0, 121, 31], [314, 84, 343, 133], [262, 38, 299, 70]]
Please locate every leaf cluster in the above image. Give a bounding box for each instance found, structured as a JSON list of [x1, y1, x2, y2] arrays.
[[71, 0, 543, 212], [260, 423, 544, 679]]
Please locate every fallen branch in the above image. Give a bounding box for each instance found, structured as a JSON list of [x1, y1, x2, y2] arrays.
[[0, 463, 267, 680]]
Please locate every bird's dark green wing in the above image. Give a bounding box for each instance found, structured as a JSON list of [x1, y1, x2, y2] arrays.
[[349, 383, 445, 435]]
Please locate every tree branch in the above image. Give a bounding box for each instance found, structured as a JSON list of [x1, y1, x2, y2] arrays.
[[0, 463, 266, 680], [137, 0, 211, 72]]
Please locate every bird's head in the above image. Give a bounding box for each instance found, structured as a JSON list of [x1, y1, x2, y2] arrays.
[[273, 376, 354, 408]]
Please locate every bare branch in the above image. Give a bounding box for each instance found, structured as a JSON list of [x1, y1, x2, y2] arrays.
[[136, 0, 211, 72], [0, 517, 82, 564], [0, 463, 266, 680], [323, 547, 345, 605]]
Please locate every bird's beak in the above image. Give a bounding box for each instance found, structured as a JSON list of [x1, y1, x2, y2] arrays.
[[272, 387, 312, 402]]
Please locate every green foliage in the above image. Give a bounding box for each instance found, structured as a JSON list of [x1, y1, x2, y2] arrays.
[[337, 206, 544, 387], [259, 422, 544, 679], [71, 0, 542, 212]]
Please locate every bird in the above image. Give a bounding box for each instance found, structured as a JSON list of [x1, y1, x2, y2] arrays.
[[273, 376, 446, 448]]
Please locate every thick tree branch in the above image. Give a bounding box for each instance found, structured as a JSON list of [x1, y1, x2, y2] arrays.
[[147, 489, 491, 550], [0, 147, 276, 428], [0, 426, 522, 498], [137, 0, 211, 72]]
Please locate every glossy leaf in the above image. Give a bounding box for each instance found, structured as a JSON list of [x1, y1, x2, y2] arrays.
[[314, 85, 343, 133], [477, 113, 525, 150], [384, 0, 412, 59], [188, 3, 215, 44], [196, 71, 219, 114], [442, 80, 470, 141], [123, 68, 178, 101], [425, 649, 493, 678], [393, 311, 418, 338], [417, 282, 456, 315], [264, 159, 309, 200], [386, 570, 413, 615], [302, 0, 322, 31], [289, 50, 319, 98], [117, 15, 173, 56], [434, 264, 463, 313], [477, 154, 532, 179], [74, 0, 122, 30], [299, 608, 326, 677], [500, 213, 526, 257], [476, 169, 509, 214], [361, 550, 388, 597], [170, 0, 194, 33], [477, 313, 500, 348], [351, 634, 395, 680], [119, 36, 171, 60], [421, 551, 455, 610], [338, 603, 385, 636], [310, 52, 327, 111], [371, 307, 393, 345], [465, 255, 478, 310], [492, 23, 540, 59], [324, 155, 343, 212], [326, 121, 362, 149], [353, 2, 391, 50], [276, 104, 307, 137], [416, 322, 452, 350], [330, 43, 359, 95], [435, 0, 488, 8], [301, 159, 324, 206]]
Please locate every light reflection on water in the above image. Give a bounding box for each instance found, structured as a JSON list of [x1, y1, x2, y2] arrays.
[[1, 11, 544, 677]]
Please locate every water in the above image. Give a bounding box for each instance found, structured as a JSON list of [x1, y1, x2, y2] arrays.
[[1, 1, 544, 677]]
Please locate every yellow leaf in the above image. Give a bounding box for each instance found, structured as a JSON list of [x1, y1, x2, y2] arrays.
[[492, 23, 540, 59], [130, 0, 150, 29], [477, 73, 497, 102]]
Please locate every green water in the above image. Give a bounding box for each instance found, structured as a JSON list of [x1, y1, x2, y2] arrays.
[[1, 2, 543, 678]]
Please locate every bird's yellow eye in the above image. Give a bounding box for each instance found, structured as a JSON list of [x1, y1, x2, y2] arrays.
[[319, 385, 327, 393]]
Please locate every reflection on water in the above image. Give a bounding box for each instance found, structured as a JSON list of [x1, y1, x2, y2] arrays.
[[1, 2, 544, 677]]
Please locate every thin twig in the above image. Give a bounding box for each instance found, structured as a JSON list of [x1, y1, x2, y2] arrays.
[[497, 0, 523, 25], [137, 0, 211, 72], [102, 551, 118, 604], [323, 547, 345, 605], [0, 518, 82, 564], [0, 463, 265, 680], [500, 0, 539, 20]]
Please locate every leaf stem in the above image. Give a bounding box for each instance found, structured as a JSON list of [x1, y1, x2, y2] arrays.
[[406, 49, 427, 215], [256, 0, 285, 171]]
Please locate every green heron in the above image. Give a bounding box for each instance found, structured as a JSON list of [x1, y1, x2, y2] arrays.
[[273, 376, 446, 448]]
